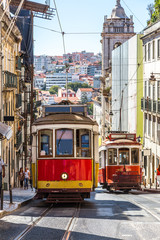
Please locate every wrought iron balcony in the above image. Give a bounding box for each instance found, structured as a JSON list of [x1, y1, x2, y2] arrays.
[[16, 130, 22, 150], [16, 94, 22, 108], [141, 98, 160, 115], [3, 71, 17, 88]]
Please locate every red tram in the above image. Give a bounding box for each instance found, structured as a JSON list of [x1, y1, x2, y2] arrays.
[[31, 103, 99, 202], [99, 133, 142, 192]]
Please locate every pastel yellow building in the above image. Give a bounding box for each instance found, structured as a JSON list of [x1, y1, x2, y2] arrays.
[[0, 7, 22, 188]]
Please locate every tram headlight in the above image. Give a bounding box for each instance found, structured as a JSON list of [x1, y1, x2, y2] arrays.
[[61, 173, 68, 180]]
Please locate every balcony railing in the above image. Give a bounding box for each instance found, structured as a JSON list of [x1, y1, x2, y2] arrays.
[[16, 94, 22, 108], [141, 98, 160, 115], [16, 130, 22, 150], [3, 71, 17, 88]]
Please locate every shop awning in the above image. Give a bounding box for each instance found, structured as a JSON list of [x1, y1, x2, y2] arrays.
[[0, 122, 13, 140]]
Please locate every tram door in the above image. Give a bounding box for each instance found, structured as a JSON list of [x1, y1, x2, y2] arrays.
[[104, 150, 106, 181]]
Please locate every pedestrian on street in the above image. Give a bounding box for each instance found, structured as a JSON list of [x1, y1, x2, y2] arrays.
[[18, 167, 24, 188], [24, 167, 30, 189], [0, 157, 5, 196], [157, 165, 160, 187]]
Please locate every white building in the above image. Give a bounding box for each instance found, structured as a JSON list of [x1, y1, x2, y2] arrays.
[[34, 55, 53, 72], [76, 88, 93, 102], [141, 20, 160, 185], [46, 73, 72, 90], [93, 75, 101, 88], [34, 76, 46, 89], [79, 65, 88, 75]]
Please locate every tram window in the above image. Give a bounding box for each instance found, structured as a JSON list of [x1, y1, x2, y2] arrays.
[[56, 129, 73, 156], [76, 129, 91, 157], [131, 148, 139, 164], [99, 151, 102, 168], [108, 149, 117, 165], [119, 148, 129, 165], [39, 130, 53, 157]]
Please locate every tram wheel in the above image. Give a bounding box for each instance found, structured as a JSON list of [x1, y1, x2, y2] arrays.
[[124, 189, 129, 194]]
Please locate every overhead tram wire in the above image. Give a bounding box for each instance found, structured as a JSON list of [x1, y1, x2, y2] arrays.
[[121, 0, 145, 29], [53, 0, 68, 100]]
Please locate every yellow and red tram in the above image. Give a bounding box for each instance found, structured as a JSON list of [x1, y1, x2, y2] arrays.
[[99, 133, 142, 192], [32, 103, 99, 202]]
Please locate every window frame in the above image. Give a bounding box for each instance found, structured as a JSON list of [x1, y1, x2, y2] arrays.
[[152, 40, 155, 60], [38, 129, 53, 158], [131, 148, 139, 165], [55, 128, 74, 157], [108, 148, 117, 166], [148, 43, 151, 61], [76, 129, 91, 158], [118, 148, 130, 165], [144, 45, 147, 62], [158, 39, 160, 58]]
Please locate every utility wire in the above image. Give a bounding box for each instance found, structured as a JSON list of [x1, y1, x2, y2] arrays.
[[121, 0, 145, 29], [53, 0, 66, 54], [53, 0, 68, 100]]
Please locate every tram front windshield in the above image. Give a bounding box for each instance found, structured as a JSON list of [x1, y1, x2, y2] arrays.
[[119, 148, 129, 165], [56, 129, 73, 156]]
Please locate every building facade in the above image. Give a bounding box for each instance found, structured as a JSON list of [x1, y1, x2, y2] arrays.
[[46, 73, 72, 90], [101, 0, 135, 76], [112, 34, 143, 136], [141, 21, 160, 185], [0, 7, 22, 189]]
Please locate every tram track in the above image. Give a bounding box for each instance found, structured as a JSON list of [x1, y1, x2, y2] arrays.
[[61, 203, 81, 240], [13, 202, 81, 240], [120, 194, 160, 222], [13, 204, 54, 240]]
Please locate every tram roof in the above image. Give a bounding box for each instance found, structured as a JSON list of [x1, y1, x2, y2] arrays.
[[32, 113, 98, 126], [102, 138, 141, 146]]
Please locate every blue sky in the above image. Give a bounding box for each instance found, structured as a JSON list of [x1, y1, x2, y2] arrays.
[[34, 0, 154, 56]]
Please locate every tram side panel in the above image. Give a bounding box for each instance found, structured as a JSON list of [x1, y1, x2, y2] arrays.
[[93, 132, 99, 188], [37, 158, 93, 192]]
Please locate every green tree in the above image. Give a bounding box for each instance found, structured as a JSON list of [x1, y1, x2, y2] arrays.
[[148, 0, 160, 24], [87, 103, 93, 115], [49, 85, 59, 95], [66, 82, 92, 92]]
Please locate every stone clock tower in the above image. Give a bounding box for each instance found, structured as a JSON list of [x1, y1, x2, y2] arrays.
[[101, 0, 135, 76]]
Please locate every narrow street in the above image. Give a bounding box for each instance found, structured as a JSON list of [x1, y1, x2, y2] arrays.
[[0, 188, 160, 240]]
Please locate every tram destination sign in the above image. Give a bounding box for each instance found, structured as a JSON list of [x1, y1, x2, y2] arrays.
[[109, 133, 136, 141]]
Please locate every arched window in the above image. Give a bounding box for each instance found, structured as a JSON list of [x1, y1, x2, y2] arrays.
[[114, 42, 122, 49]]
